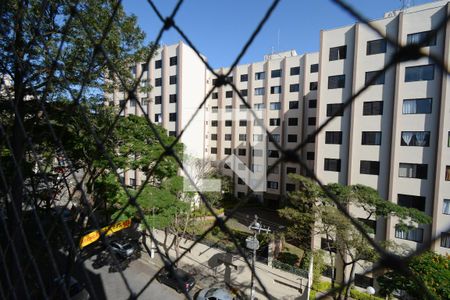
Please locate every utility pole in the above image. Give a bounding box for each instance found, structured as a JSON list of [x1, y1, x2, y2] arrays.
[[246, 215, 271, 300]]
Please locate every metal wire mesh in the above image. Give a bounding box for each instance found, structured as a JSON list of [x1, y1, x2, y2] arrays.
[[1, 0, 449, 299]]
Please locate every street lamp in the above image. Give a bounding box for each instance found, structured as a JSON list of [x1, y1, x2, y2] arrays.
[[247, 215, 270, 300]]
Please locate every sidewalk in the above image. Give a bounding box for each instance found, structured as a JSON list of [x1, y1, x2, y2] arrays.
[[141, 229, 308, 300]]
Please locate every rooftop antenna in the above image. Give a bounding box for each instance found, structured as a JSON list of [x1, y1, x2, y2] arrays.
[[277, 29, 280, 52]]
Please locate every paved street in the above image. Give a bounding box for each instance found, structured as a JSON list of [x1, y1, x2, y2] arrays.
[[82, 256, 189, 300]]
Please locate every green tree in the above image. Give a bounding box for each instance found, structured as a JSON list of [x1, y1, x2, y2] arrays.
[[279, 174, 431, 299], [0, 1, 152, 295], [378, 251, 450, 300]]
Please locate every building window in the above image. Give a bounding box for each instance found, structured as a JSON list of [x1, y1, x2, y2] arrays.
[[268, 150, 279, 158], [329, 45, 347, 61], [398, 194, 426, 212], [226, 90, 233, 98], [327, 103, 344, 116], [129, 178, 136, 187], [254, 103, 265, 110], [225, 134, 232, 141], [289, 84, 300, 92], [354, 274, 374, 289], [169, 131, 176, 137], [309, 99, 317, 108], [240, 74, 248, 82], [401, 131, 430, 147], [169, 113, 177, 122], [310, 64, 319, 73], [289, 101, 299, 109], [210, 147, 217, 154], [169, 75, 177, 85], [286, 184, 296, 192], [360, 160, 380, 175], [310, 81, 318, 91], [211, 120, 218, 127], [211, 106, 218, 113], [395, 226, 423, 242], [286, 167, 296, 174], [358, 218, 377, 234], [141, 63, 149, 72], [223, 148, 231, 155], [361, 131, 382, 145], [251, 164, 263, 172], [366, 39, 387, 55], [321, 238, 336, 253], [269, 165, 280, 174], [288, 118, 298, 126], [237, 148, 246, 156], [307, 152, 315, 160], [402, 98, 432, 114], [211, 134, 217, 141], [307, 135, 315, 143], [270, 118, 280, 126], [225, 105, 232, 112], [267, 181, 279, 189], [290, 67, 300, 75], [363, 101, 383, 115], [155, 78, 162, 87], [253, 134, 263, 142], [405, 64, 434, 82], [270, 102, 281, 110], [154, 113, 162, 123], [272, 134, 280, 143], [271, 86, 282, 94], [287, 134, 297, 143], [407, 30, 436, 47], [399, 163, 428, 179], [254, 87, 265, 96], [325, 131, 342, 144], [155, 59, 162, 69], [271, 69, 282, 78], [212, 92, 218, 99], [169, 94, 177, 103], [328, 75, 345, 89], [239, 120, 247, 126], [154, 96, 162, 105], [443, 199, 450, 215], [130, 99, 136, 107], [226, 76, 233, 83], [240, 89, 248, 97], [169, 56, 177, 66], [324, 158, 341, 172], [365, 70, 385, 85], [255, 72, 265, 80], [308, 117, 316, 126], [239, 134, 247, 141], [441, 232, 450, 248], [225, 120, 232, 127], [446, 166, 450, 181]]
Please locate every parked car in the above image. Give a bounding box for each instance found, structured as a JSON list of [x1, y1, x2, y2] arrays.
[[52, 275, 90, 300], [196, 286, 235, 300], [156, 267, 196, 293], [110, 240, 135, 258]]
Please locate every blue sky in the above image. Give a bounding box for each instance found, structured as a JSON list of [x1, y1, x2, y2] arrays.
[[124, 0, 430, 69]]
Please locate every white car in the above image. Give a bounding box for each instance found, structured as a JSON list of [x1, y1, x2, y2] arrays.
[[196, 287, 235, 300]]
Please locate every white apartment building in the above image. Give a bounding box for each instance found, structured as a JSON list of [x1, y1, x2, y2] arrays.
[[204, 50, 319, 208], [108, 1, 450, 289], [106, 41, 208, 186], [315, 0, 450, 287]]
